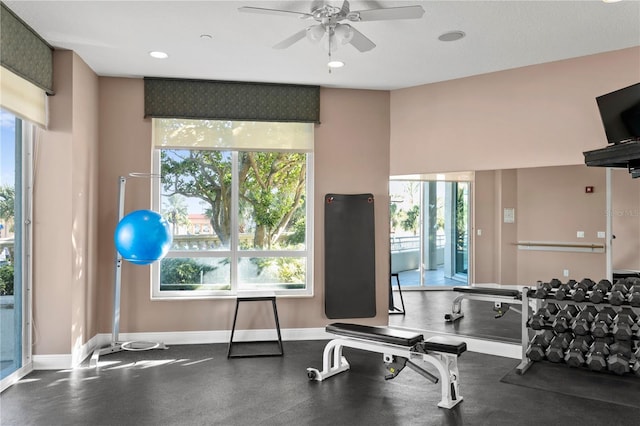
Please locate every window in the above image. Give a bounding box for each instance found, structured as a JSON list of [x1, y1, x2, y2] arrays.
[[151, 119, 313, 298]]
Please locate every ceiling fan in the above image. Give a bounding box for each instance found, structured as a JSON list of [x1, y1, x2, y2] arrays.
[[238, 1, 425, 53]]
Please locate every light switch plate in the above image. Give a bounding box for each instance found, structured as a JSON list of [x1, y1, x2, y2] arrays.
[[503, 208, 515, 223]]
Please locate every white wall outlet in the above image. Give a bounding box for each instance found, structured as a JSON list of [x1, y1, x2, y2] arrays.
[[597, 231, 606, 238], [563, 269, 569, 277], [477, 229, 482, 236], [577, 231, 584, 238]]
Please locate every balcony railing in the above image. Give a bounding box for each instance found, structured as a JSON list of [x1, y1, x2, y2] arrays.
[[390, 234, 445, 252]]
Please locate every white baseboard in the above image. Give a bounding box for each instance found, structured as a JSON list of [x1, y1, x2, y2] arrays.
[[33, 327, 332, 370], [32, 354, 73, 370], [113, 327, 331, 346]]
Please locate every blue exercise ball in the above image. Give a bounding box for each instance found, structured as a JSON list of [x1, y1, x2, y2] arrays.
[[114, 209, 172, 265]]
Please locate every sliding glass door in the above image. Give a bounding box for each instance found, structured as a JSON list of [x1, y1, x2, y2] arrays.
[[1, 110, 32, 383], [390, 179, 471, 288]]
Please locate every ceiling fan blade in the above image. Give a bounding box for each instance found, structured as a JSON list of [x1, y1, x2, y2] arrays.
[[339, 0, 351, 16], [348, 5, 425, 22], [238, 6, 312, 20], [347, 27, 376, 52], [273, 28, 309, 49]]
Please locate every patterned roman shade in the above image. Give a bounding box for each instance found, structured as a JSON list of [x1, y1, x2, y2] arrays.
[[144, 77, 320, 124], [0, 2, 54, 94]]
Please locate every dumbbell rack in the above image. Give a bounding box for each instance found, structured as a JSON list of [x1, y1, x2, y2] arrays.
[[517, 279, 640, 377]]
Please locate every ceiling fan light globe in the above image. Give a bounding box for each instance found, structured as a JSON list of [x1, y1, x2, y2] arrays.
[[334, 24, 354, 44], [306, 25, 325, 42]]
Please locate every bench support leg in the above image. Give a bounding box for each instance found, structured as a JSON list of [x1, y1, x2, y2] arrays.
[[444, 295, 465, 322], [306, 338, 350, 381], [422, 352, 462, 409], [307, 338, 463, 409]]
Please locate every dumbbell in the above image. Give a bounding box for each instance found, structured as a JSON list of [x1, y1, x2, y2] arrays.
[[612, 309, 639, 341], [571, 305, 598, 335], [590, 307, 616, 338], [627, 284, 640, 307], [555, 280, 577, 301], [608, 342, 633, 375], [552, 305, 579, 333], [571, 278, 594, 302], [586, 340, 611, 372], [632, 346, 640, 376], [609, 280, 630, 305], [529, 304, 559, 330], [549, 278, 562, 288], [624, 276, 640, 288], [526, 330, 555, 362], [533, 281, 553, 299], [588, 279, 612, 304], [545, 303, 560, 315], [564, 335, 594, 368], [545, 332, 573, 363]]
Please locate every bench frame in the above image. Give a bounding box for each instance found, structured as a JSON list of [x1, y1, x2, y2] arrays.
[[444, 286, 523, 322], [307, 332, 464, 409]]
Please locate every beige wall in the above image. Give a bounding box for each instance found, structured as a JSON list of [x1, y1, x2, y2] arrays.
[[496, 169, 518, 284], [611, 169, 640, 270], [390, 47, 640, 175], [471, 170, 496, 283], [516, 165, 607, 284], [33, 50, 99, 356], [474, 163, 640, 286], [95, 79, 391, 337]]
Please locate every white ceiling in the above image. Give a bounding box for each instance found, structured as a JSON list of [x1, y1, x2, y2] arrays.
[[5, 0, 640, 90]]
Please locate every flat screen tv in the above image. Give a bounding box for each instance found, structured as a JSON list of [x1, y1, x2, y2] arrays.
[[596, 82, 640, 144]]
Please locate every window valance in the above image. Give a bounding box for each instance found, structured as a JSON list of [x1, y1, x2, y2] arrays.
[[0, 2, 54, 94], [144, 77, 320, 124]]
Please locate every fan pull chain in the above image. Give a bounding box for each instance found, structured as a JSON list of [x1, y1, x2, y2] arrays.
[[328, 31, 333, 74]]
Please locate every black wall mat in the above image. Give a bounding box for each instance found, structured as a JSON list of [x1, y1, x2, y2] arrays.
[[324, 193, 376, 319]]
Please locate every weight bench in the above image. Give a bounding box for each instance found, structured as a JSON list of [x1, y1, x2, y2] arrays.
[[307, 323, 466, 409], [444, 286, 522, 322]]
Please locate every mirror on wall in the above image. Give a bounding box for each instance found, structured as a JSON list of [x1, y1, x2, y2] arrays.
[[391, 165, 639, 288]]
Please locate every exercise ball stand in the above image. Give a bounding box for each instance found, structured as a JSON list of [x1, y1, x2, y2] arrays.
[[89, 174, 168, 368]]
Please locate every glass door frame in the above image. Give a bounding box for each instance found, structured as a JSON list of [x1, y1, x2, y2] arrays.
[[0, 115, 34, 391], [390, 175, 473, 290]]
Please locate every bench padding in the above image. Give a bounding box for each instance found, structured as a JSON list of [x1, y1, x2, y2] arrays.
[[423, 336, 467, 355], [326, 323, 424, 347], [452, 286, 520, 297]]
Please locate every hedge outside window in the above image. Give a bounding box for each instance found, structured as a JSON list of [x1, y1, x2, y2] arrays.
[[151, 119, 314, 298]]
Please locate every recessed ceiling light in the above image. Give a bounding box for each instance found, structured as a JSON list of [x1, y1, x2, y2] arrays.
[[602, 0, 622, 3], [149, 51, 169, 59], [438, 31, 466, 42], [200, 34, 213, 40], [328, 60, 345, 68]]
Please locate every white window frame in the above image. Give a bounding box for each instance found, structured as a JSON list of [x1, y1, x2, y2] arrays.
[[150, 120, 314, 300]]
